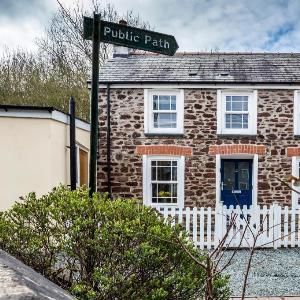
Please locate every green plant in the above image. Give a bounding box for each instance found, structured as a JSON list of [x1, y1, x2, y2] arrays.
[[0, 186, 230, 299]]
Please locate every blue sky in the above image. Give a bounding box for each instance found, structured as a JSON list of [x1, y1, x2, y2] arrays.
[[1, 0, 300, 53]]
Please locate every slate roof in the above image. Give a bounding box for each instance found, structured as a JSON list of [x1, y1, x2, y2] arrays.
[[98, 52, 300, 84], [0, 249, 74, 299]]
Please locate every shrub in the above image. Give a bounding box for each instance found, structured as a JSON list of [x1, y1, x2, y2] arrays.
[[0, 186, 230, 299]]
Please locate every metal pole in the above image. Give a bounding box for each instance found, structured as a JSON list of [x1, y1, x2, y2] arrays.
[[69, 97, 77, 190], [106, 84, 111, 199], [89, 13, 101, 197]]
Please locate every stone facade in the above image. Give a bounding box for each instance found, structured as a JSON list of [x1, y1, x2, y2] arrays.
[[97, 88, 298, 207]]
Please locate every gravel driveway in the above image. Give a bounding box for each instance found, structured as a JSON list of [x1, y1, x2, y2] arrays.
[[221, 248, 300, 297]]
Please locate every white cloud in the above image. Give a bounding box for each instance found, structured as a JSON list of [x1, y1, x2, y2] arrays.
[[1, 0, 300, 52]]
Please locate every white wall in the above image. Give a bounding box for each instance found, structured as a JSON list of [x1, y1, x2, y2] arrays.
[[0, 117, 90, 211]]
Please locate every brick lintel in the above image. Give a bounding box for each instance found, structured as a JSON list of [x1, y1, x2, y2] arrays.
[[209, 144, 266, 155], [287, 147, 300, 157], [136, 145, 193, 156]]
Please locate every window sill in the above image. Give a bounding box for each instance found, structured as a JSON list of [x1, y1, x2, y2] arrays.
[[147, 204, 184, 209], [144, 133, 185, 137], [217, 134, 257, 138]]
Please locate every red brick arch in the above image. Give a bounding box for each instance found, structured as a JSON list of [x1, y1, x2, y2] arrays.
[[208, 144, 266, 155], [287, 147, 300, 157], [136, 145, 193, 156]]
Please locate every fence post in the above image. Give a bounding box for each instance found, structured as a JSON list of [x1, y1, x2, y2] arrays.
[[192, 207, 198, 244], [273, 203, 281, 249], [291, 205, 296, 248], [186, 207, 191, 235], [207, 207, 212, 250], [214, 205, 222, 247]]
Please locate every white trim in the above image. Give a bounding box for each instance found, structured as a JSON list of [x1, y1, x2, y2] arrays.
[[217, 90, 257, 135], [216, 91, 222, 135], [216, 154, 258, 207], [292, 156, 300, 208], [97, 83, 300, 89], [215, 154, 221, 209], [144, 89, 184, 134], [0, 109, 90, 131], [294, 90, 300, 135], [142, 155, 185, 208], [253, 154, 258, 207], [144, 89, 149, 133]]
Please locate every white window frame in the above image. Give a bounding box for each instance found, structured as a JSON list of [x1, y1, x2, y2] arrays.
[[217, 90, 257, 135], [292, 156, 300, 207], [294, 90, 300, 135], [144, 89, 184, 134], [143, 155, 185, 208]]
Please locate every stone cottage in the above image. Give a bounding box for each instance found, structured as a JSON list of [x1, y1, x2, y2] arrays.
[[96, 51, 300, 209]]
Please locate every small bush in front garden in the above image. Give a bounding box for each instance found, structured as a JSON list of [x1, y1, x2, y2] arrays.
[[0, 186, 230, 299]]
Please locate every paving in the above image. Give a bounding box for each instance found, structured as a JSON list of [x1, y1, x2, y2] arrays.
[[222, 248, 300, 298], [0, 249, 74, 300]]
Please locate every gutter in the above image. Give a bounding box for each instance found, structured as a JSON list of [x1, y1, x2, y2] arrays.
[[106, 83, 112, 199]]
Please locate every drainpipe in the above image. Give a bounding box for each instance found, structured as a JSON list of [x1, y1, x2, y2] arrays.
[[106, 84, 112, 199], [69, 97, 77, 190]]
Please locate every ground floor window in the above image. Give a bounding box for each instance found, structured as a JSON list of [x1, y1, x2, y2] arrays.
[[143, 155, 184, 207]]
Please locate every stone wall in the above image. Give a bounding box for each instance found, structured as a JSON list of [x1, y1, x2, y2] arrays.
[[98, 88, 297, 207]]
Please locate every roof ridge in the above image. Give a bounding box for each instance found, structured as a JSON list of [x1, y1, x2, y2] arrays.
[[129, 51, 300, 56]]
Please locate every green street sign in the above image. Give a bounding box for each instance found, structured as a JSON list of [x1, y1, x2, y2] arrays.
[[83, 16, 178, 56]]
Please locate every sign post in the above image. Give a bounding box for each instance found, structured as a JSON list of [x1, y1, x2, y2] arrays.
[[88, 13, 101, 197], [84, 14, 178, 196]]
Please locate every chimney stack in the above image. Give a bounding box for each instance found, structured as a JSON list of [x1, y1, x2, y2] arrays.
[[113, 20, 130, 58]]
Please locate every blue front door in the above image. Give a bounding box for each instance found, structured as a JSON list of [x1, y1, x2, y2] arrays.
[[221, 159, 252, 208]]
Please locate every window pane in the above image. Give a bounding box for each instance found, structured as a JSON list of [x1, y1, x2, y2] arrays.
[[238, 162, 249, 190], [224, 161, 235, 190], [243, 115, 248, 128], [171, 96, 176, 110], [157, 161, 172, 166], [159, 98, 171, 110], [151, 166, 156, 180], [153, 98, 158, 110], [226, 95, 248, 112], [157, 183, 172, 197], [243, 98, 248, 111], [172, 183, 178, 197], [231, 114, 243, 128], [157, 166, 172, 181], [152, 183, 157, 197], [232, 101, 243, 111], [226, 96, 231, 111], [172, 165, 177, 180], [226, 114, 249, 129], [225, 114, 231, 128], [159, 95, 170, 101], [153, 113, 177, 128]]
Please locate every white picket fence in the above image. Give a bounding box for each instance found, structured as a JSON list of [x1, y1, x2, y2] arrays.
[[157, 204, 300, 249]]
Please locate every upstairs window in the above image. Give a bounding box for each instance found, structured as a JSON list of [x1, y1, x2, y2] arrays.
[[217, 90, 257, 135], [144, 89, 184, 134]]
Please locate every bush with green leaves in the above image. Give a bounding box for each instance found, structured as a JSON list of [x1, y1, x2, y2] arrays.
[[0, 186, 230, 299]]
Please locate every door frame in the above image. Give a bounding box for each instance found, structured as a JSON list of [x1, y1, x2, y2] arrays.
[[215, 154, 258, 209]]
